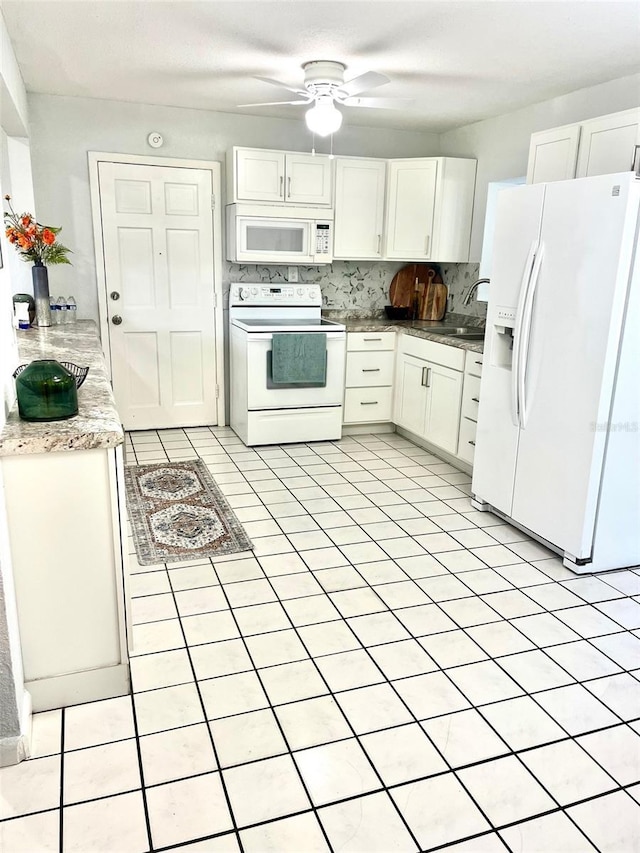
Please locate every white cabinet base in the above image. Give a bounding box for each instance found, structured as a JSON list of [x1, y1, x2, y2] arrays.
[[27, 664, 130, 714]]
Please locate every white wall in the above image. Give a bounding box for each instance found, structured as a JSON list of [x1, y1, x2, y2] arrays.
[[27, 93, 440, 323], [440, 72, 640, 259]]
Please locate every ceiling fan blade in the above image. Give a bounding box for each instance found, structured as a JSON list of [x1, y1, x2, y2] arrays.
[[337, 71, 390, 98], [254, 76, 307, 96], [238, 99, 312, 107], [341, 96, 414, 110]]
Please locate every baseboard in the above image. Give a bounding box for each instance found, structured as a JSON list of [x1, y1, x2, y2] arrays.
[[27, 663, 130, 712], [0, 689, 32, 766], [342, 423, 396, 435], [395, 426, 473, 475]]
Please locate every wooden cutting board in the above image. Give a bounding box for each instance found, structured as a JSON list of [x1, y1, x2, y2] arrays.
[[389, 263, 447, 321]]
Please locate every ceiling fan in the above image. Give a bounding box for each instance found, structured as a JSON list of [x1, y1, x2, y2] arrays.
[[239, 60, 413, 136]]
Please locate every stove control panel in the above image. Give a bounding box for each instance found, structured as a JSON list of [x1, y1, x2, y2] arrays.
[[230, 284, 322, 307]]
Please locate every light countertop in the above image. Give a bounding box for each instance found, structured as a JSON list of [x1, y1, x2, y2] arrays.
[[0, 321, 124, 457]]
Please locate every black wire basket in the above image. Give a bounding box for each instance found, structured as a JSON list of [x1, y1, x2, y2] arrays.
[[13, 361, 89, 389]]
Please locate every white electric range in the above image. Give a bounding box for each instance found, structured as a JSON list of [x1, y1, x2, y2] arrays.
[[229, 283, 346, 446]]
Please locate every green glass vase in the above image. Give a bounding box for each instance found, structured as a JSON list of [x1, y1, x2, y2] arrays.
[[14, 359, 78, 421]]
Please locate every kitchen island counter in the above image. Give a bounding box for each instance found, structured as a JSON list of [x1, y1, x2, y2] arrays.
[[0, 320, 123, 456]]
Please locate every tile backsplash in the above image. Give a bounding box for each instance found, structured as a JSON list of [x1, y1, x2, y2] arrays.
[[224, 261, 486, 318]]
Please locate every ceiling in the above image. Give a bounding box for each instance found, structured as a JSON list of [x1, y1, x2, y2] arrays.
[[3, 1, 640, 133]]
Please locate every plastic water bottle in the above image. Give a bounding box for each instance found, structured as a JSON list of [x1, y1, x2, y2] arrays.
[[56, 296, 68, 324], [66, 296, 77, 323]]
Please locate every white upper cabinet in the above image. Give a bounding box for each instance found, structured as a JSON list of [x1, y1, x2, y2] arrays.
[[384, 157, 476, 263], [385, 159, 438, 260], [576, 108, 640, 178], [285, 152, 333, 205], [526, 125, 581, 184], [527, 108, 640, 184], [333, 158, 386, 259], [229, 147, 332, 206]]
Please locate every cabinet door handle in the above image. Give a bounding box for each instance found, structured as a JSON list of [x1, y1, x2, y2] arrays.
[[377, 234, 381, 254], [468, 440, 476, 446], [471, 396, 480, 403], [363, 337, 382, 342], [362, 368, 380, 373], [633, 145, 640, 175], [360, 401, 379, 406], [421, 366, 431, 387], [287, 176, 291, 198], [279, 175, 284, 196], [425, 235, 431, 255]]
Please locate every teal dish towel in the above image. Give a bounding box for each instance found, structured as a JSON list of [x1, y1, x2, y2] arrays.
[[271, 333, 327, 386]]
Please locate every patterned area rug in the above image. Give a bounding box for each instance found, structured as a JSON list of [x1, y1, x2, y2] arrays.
[[124, 460, 253, 566]]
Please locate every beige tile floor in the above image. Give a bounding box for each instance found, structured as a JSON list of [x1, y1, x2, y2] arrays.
[[1, 426, 640, 852]]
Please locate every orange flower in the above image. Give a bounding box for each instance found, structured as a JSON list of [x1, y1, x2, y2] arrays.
[[21, 215, 31, 227], [17, 234, 32, 249], [42, 229, 55, 245]]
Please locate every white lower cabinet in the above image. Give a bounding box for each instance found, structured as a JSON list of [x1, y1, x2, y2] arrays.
[[343, 332, 396, 424], [393, 335, 464, 455], [458, 352, 484, 464], [345, 329, 483, 466], [1, 445, 130, 712]]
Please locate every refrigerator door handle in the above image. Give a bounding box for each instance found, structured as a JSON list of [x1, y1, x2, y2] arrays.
[[512, 240, 538, 427], [518, 244, 545, 429]]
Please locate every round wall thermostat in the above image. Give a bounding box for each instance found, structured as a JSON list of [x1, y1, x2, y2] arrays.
[[147, 132, 164, 148]]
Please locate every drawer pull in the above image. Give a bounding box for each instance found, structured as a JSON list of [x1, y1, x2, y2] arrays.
[[360, 401, 379, 406], [468, 440, 476, 446], [362, 368, 380, 373], [363, 337, 382, 342], [471, 396, 480, 403], [475, 360, 483, 365]]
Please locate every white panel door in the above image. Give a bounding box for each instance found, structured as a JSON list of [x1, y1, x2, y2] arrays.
[[394, 353, 428, 435], [472, 183, 545, 514], [526, 125, 580, 184], [576, 108, 640, 178], [99, 162, 218, 430], [423, 363, 463, 454], [385, 159, 437, 259], [333, 158, 386, 258], [235, 149, 285, 202], [511, 174, 637, 559], [285, 153, 332, 205]]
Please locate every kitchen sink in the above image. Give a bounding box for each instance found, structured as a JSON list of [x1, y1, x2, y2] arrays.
[[427, 326, 485, 340]]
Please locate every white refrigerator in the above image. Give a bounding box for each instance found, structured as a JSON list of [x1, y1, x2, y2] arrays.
[[472, 172, 640, 574]]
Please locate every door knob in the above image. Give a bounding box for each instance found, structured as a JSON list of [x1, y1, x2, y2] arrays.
[[110, 291, 120, 301], [112, 315, 123, 325]]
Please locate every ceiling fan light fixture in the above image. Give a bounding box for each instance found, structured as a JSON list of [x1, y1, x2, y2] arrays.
[[305, 96, 343, 137]]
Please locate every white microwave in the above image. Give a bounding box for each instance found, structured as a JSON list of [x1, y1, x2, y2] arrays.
[[226, 204, 334, 265]]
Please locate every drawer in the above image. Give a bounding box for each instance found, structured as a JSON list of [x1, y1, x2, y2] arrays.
[[347, 331, 396, 352], [461, 373, 481, 422], [344, 386, 393, 423], [346, 351, 395, 387], [465, 350, 484, 378], [399, 333, 465, 371], [457, 416, 478, 464]]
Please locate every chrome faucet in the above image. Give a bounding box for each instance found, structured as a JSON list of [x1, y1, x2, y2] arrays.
[[462, 278, 490, 306]]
